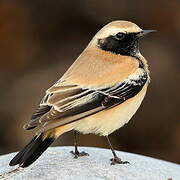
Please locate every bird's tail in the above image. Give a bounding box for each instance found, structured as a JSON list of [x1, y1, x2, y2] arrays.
[[9, 126, 70, 168]]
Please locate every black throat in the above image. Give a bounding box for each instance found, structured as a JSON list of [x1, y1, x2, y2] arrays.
[[97, 33, 140, 57]]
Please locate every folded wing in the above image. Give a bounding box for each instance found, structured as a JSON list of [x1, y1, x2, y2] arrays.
[[24, 71, 148, 132]]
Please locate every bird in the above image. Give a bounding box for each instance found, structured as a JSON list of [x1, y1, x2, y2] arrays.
[[9, 20, 155, 168]]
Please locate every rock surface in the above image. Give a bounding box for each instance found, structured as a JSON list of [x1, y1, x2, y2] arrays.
[[0, 147, 179, 180]]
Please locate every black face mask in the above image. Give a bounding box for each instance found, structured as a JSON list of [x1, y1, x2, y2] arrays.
[[97, 32, 140, 57]]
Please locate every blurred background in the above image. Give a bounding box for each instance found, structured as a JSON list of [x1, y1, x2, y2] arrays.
[[0, 0, 179, 164]]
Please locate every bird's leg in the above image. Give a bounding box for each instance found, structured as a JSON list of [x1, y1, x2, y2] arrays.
[[70, 131, 89, 158], [106, 136, 129, 165]]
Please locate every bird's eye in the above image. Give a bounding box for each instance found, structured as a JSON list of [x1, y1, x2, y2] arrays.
[[115, 32, 125, 40]]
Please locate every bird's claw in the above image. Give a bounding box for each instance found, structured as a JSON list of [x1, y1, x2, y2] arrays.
[[70, 150, 89, 158], [110, 156, 129, 165]]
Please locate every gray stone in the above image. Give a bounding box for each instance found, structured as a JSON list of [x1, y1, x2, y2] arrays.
[[0, 147, 179, 180]]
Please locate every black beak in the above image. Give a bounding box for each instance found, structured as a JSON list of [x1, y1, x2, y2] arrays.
[[137, 30, 156, 37]]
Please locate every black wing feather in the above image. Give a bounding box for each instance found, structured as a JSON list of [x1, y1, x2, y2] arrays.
[[31, 105, 52, 120]]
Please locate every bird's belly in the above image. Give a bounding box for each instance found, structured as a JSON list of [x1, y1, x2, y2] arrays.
[[73, 84, 148, 136]]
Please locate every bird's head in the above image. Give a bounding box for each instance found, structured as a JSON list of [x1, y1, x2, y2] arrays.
[[91, 20, 155, 56]]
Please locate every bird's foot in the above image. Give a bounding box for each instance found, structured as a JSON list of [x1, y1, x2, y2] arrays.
[[70, 150, 89, 159], [110, 156, 129, 165]]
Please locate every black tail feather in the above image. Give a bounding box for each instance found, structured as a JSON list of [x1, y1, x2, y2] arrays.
[[9, 136, 37, 166], [9, 134, 55, 168]]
